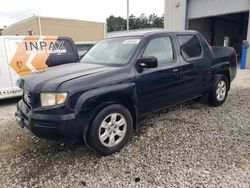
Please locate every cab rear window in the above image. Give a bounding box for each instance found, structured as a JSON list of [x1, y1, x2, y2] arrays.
[[178, 35, 202, 60]]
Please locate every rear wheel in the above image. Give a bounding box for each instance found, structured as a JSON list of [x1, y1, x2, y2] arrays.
[[85, 104, 133, 155], [207, 75, 229, 107]]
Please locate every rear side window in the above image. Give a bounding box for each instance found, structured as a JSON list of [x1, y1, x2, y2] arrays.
[[178, 35, 202, 60], [143, 36, 173, 65]]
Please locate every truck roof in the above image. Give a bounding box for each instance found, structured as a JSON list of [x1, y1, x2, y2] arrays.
[[107, 30, 199, 39]]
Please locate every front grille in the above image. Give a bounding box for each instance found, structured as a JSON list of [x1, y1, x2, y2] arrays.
[[23, 91, 32, 108]]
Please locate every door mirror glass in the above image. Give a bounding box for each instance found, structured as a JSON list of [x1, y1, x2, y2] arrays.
[[137, 56, 158, 68]]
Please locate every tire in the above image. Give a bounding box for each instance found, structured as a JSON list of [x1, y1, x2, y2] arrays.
[[85, 104, 133, 155], [207, 74, 229, 107]]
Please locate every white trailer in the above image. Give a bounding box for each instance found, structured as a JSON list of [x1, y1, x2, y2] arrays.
[[0, 36, 78, 99]]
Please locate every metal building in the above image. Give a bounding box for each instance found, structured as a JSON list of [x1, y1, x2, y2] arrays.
[[165, 0, 250, 68], [2, 16, 107, 42]]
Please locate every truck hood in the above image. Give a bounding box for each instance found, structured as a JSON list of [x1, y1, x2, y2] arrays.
[[17, 62, 115, 92]]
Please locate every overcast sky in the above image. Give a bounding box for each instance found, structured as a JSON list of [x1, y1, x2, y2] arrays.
[[0, 0, 164, 27]]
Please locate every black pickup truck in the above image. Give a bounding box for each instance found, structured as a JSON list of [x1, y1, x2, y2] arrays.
[[16, 31, 237, 155]]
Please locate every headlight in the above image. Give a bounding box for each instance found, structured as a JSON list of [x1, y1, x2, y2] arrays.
[[40, 92, 68, 107]]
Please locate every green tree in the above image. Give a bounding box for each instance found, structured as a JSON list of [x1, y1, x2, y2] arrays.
[[106, 15, 127, 32], [106, 14, 164, 32], [136, 13, 150, 29], [152, 15, 164, 28], [128, 14, 137, 30], [148, 13, 158, 26]]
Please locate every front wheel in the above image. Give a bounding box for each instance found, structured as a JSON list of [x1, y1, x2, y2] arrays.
[[207, 75, 229, 107], [85, 104, 133, 155]]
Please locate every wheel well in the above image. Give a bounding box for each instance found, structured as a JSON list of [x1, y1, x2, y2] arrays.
[[87, 94, 138, 131], [217, 70, 231, 90]]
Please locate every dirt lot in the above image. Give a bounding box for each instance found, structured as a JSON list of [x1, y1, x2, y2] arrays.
[[0, 70, 250, 187]]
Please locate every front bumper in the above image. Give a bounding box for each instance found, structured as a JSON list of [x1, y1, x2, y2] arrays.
[[16, 100, 83, 140]]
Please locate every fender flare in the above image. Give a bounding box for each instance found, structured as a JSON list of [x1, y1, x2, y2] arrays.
[[75, 83, 136, 112], [211, 61, 232, 89], [211, 61, 231, 76], [74, 83, 139, 142]]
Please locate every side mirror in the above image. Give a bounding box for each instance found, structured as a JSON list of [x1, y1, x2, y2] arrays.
[[137, 56, 158, 69]]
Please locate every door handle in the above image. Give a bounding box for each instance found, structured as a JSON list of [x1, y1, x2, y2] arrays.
[[172, 68, 179, 72], [172, 68, 180, 80]]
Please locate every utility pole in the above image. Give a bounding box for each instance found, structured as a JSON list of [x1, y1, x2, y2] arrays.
[[127, 0, 129, 32]]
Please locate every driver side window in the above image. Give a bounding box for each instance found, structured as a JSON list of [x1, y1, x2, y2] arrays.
[[143, 36, 173, 65]]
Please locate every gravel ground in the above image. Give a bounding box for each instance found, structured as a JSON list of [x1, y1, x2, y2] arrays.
[[0, 70, 250, 187]]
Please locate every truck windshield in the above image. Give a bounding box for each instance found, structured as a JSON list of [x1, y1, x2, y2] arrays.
[[81, 37, 141, 65]]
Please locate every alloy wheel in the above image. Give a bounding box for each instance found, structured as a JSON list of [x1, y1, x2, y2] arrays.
[[216, 80, 227, 101], [98, 113, 127, 147]]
